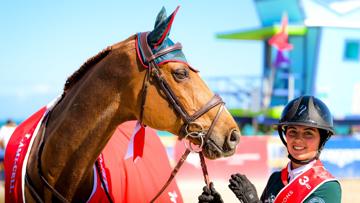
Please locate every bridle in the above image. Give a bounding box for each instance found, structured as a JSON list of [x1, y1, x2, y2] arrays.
[[137, 32, 226, 202], [25, 32, 226, 203], [138, 32, 225, 145]]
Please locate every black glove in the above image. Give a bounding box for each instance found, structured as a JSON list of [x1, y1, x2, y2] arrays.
[[228, 173, 261, 203], [198, 182, 224, 203]]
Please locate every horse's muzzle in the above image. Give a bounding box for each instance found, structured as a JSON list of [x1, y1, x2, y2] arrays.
[[202, 129, 240, 159]]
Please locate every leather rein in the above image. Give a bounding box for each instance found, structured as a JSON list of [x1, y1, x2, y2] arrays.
[[137, 32, 225, 202], [24, 32, 225, 203]]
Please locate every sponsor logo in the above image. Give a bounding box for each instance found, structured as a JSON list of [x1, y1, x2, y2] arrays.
[[226, 153, 261, 165], [9, 133, 30, 193], [186, 152, 262, 167]]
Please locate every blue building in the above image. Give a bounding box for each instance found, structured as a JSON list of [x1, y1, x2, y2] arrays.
[[217, 0, 360, 117]]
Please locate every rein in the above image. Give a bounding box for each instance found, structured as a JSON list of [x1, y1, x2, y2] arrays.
[[138, 32, 225, 202]]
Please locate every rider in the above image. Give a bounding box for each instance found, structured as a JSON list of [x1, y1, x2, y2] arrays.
[[198, 95, 342, 203]]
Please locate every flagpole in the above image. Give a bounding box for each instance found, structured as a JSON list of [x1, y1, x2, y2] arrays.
[[288, 72, 294, 101]]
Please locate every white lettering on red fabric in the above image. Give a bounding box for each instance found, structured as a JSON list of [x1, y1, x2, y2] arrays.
[[299, 175, 311, 189], [9, 139, 27, 193], [281, 190, 293, 203]]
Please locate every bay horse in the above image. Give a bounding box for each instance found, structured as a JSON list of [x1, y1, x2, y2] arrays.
[[5, 6, 241, 203]]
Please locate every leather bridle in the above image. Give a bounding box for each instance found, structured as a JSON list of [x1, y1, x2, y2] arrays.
[[138, 32, 225, 145], [137, 32, 226, 202], [25, 32, 226, 203]]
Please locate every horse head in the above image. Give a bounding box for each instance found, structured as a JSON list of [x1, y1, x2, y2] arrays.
[[133, 6, 241, 159]]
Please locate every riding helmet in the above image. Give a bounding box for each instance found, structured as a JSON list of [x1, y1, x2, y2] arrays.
[[276, 96, 334, 164]]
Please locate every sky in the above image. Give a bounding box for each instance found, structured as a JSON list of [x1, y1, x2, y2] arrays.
[[0, 1, 263, 120]]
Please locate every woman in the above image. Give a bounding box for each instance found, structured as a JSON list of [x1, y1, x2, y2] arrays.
[[198, 96, 341, 203]]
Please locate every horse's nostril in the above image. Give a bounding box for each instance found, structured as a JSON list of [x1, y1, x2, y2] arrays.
[[223, 130, 240, 153], [229, 130, 240, 143]]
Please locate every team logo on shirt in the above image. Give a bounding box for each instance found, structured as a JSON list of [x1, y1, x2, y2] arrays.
[[308, 196, 325, 203]]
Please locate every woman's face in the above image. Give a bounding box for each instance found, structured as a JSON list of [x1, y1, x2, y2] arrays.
[[285, 125, 320, 161]]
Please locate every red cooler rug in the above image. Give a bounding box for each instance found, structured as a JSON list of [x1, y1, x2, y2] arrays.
[[95, 121, 183, 203], [5, 106, 183, 203]]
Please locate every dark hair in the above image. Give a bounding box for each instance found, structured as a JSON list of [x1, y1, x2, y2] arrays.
[[5, 119, 16, 126]]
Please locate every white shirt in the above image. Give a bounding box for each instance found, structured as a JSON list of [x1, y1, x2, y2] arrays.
[[287, 160, 317, 182], [0, 125, 16, 150]]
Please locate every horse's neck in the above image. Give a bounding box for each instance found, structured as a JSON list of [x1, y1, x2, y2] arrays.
[[28, 39, 142, 201]]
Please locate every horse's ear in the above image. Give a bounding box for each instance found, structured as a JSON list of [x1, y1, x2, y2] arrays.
[[148, 6, 180, 47], [154, 7, 167, 28]]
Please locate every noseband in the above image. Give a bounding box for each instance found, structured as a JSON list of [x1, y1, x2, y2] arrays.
[[138, 32, 225, 202]]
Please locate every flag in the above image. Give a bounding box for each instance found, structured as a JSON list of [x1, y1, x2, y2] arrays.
[[274, 50, 290, 68], [268, 13, 293, 51], [125, 121, 146, 162]]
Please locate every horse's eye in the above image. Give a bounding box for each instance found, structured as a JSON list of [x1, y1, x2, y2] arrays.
[[172, 68, 189, 82]]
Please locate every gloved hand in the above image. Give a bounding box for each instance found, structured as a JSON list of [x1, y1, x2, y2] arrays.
[[198, 182, 224, 203], [228, 173, 261, 203]]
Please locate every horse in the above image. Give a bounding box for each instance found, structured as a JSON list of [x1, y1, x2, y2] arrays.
[[4, 6, 241, 202]]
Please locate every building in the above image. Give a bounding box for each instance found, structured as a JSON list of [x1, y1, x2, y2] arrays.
[[217, 0, 360, 117]]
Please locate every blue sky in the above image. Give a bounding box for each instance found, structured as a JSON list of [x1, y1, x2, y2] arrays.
[[0, 1, 262, 120]]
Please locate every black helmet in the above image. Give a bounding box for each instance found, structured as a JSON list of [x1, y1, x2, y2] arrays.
[[278, 95, 334, 134], [277, 95, 334, 164]]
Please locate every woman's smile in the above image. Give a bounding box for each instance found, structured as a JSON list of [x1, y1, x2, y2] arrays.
[[285, 125, 321, 167]]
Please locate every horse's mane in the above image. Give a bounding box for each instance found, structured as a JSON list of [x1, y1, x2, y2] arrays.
[[61, 35, 136, 98], [62, 46, 112, 95]]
